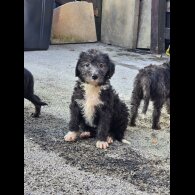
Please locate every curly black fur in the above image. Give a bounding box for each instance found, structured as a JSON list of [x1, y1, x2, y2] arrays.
[[24, 68, 47, 117], [129, 62, 170, 130], [68, 49, 129, 142]]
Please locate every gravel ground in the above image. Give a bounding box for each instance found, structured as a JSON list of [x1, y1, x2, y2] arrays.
[[24, 42, 170, 195]]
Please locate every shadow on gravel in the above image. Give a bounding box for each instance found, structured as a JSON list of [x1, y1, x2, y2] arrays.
[[24, 109, 169, 194]]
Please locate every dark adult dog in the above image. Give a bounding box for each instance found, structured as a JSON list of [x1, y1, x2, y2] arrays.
[[24, 68, 47, 117], [64, 49, 129, 149], [129, 62, 170, 130]]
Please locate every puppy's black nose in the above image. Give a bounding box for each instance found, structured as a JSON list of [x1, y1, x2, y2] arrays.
[[92, 75, 98, 80]]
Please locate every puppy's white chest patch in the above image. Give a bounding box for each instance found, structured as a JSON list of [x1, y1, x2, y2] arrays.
[[77, 83, 103, 127]]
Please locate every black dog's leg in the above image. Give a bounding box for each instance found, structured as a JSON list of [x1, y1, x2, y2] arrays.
[[25, 95, 41, 117], [142, 84, 150, 114], [32, 95, 41, 117], [64, 102, 81, 141], [26, 94, 47, 117], [24, 68, 47, 118], [129, 91, 142, 126], [152, 99, 164, 130], [96, 109, 112, 149], [166, 98, 170, 114], [111, 102, 129, 141], [142, 97, 150, 114]]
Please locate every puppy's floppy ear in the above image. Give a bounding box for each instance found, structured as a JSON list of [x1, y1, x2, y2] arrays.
[[104, 54, 115, 79], [75, 52, 86, 77], [108, 61, 115, 78], [79, 51, 87, 59], [75, 60, 80, 77]]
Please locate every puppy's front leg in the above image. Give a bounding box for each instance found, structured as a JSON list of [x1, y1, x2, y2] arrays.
[[64, 102, 81, 142], [96, 110, 111, 149]]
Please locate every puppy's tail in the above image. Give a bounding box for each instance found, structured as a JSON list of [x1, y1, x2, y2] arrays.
[[121, 139, 130, 145], [32, 95, 48, 106], [38, 101, 48, 106]]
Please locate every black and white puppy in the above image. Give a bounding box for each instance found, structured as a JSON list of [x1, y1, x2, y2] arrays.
[[24, 68, 47, 117], [64, 49, 129, 149], [129, 62, 170, 129]]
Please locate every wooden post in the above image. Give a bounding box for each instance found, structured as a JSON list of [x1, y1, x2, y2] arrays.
[[151, 0, 166, 54], [81, 0, 102, 41], [92, 0, 102, 41]]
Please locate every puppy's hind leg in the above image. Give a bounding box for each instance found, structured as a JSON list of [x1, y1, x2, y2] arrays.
[[112, 101, 129, 141], [166, 98, 170, 114], [129, 90, 142, 126], [29, 94, 47, 117], [152, 99, 164, 130], [142, 84, 150, 114], [140, 98, 149, 121], [25, 95, 40, 117], [33, 106, 41, 117], [142, 98, 150, 114], [32, 95, 42, 117]]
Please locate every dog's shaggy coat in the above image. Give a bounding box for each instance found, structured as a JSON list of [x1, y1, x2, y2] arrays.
[[129, 62, 170, 129], [24, 68, 47, 117], [64, 49, 129, 149]]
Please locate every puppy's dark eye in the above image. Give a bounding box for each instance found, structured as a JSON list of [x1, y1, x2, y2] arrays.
[[85, 63, 90, 67], [99, 63, 104, 68]]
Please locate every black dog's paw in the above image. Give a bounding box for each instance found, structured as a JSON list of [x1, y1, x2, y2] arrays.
[[31, 113, 40, 118], [129, 122, 136, 127], [152, 124, 161, 130]]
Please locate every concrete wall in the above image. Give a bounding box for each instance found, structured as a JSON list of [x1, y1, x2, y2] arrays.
[[137, 0, 152, 49], [51, 1, 97, 44], [101, 0, 140, 49]]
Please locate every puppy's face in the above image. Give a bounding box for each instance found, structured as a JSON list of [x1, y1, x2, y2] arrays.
[[75, 49, 115, 86]]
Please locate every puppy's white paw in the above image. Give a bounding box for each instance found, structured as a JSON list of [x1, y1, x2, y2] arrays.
[[80, 131, 91, 139], [96, 141, 109, 149], [107, 136, 113, 144], [64, 131, 78, 142]]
